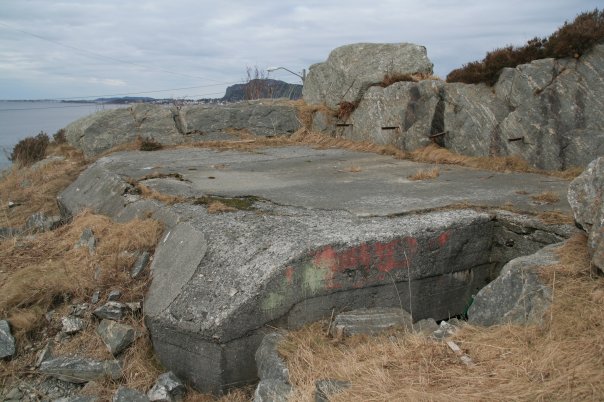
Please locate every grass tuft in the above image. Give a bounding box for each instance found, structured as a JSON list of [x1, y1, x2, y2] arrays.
[[531, 191, 561, 204], [408, 167, 440, 181]]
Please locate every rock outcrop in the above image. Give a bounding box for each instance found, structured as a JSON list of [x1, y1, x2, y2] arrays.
[[568, 157, 604, 271], [65, 101, 301, 157], [222, 79, 302, 102], [302, 42, 433, 109], [306, 43, 604, 170]]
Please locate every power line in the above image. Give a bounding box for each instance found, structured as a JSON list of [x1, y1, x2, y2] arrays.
[[0, 22, 224, 83]]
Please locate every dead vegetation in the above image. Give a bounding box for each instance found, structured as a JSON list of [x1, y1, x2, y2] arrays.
[[280, 233, 604, 401], [0, 144, 86, 228], [447, 9, 604, 85], [531, 191, 561, 204], [379, 72, 441, 87], [408, 166, 440, 181]]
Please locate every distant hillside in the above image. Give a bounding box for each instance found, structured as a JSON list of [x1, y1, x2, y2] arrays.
[[222, 79, 302, 102]]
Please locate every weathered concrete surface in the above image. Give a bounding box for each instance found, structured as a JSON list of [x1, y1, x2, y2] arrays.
[[58, 146, 575, 394], [65, 101, 301, 157], [303, 42, 433, 108], [568, 157, 604, 271], [312, 43, 604, 170]]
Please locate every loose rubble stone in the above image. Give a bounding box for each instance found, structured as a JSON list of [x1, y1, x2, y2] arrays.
[[0, 227, 21, 238], [0, 320, 16, 359], [147, 372, 185, 402], [35, 341, 54, 367], [71, 303, 89, 317], [61, 317, 86, 334], [39, 356, 122, 383], [330, 307, 413, 337], [254, 379, 292, 402], [96, 319, 136, 355], [468, 244, 560, 326], [90, 291, 101, 305], [113, 387, 150, 402], [107, 290, 121, 301], [25, 212, 62, 232], [4, 387, 22, 400], [76, 228, 96, 254], [93, 302, 127, 321], [255, 333, 289, 383], [315, 379, 351, 402], [568, 157, 604, 271], [414, 318, 439, 336], [431, 320, 459, 340], [131, 251, 151, 278]]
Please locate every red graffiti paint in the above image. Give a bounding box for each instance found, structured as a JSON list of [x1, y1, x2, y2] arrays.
[[438, 230, 450, 247], [285, 266, 294, 284]]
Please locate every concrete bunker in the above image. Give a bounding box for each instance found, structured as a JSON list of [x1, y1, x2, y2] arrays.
[[143, 208, 569, 395], [56, 146, 574, 395]]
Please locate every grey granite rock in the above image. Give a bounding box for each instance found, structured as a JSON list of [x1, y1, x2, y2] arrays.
[[256, 333, 289, 383], [131, 251, 151, 278], [96, 319, 136, 355], [568, 157, 604, 271], [39, 356, 122, 383], [331, 307, 413, 337], [93, 302, 127, 321], [113, 387, 150, 402], [147, 372, 185, 402], [315, 379, 351, 402], [254, 379, 292, 402], [0, 320, 16, 359]]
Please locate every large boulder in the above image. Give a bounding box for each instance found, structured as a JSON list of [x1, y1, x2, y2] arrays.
[[568, 157, 604, 271], [468, 244, 560, 326], [303, 43, 433, 108]]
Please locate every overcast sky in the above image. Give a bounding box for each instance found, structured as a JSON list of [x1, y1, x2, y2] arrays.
[[0, 0, 600, 100]]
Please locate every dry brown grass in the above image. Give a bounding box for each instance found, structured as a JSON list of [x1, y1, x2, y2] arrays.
[[289, 99, 338, 128], [0, 144, 86, 228], [339, 165, 362, 173], [531, 191, 561, 204], [537, 210, 575, 225], [379, 72, 442, 87], [0, 212, 162, 339], [408, 167, 440, 181], [207, 201, 238, 214], [281, 233, 604, 401], [130, 181, 185, 205]]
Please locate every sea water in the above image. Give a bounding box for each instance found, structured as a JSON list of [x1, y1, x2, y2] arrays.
[[0, 101, 126, 169]]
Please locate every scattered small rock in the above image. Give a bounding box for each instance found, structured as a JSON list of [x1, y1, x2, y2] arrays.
[[414, 318, 439, 336], [4, 387, 22, 400], [61, 316, 86, 335], [126, 302, 142, 315], [39, 356, 122, 384], [90, 291, 101, 305], [330, 307, 413, 338], [71, 303, 90, 317], [35, 341, 54, 367], [431, 320, 458, 340], [0, 227, 21, 238], [76, 228, 96, 254], [96, 319, 136, 355], [0, 319, 16, 359], [314, 379, 351, 402], [131, 251, 151, 278], [254, 379, 292, 402], [147, 372, 186, 402], [113, 387, 150, 402], [93, 302, 128, 321], [107, 290, 122, 301], [25, 212, 62, 232]]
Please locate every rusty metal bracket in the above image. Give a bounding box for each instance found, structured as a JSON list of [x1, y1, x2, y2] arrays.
[[508, 136, 525, 143], [428, 131, 448, 139]]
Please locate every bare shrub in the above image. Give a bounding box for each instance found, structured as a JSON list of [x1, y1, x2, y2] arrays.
[[447, 9, 604, 85], [53, 128, 67, 144], [138, 136, 163, 151], [245, 66, 269, 100], [9, 132, 50, 167], [337, 101, 359, 120]]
